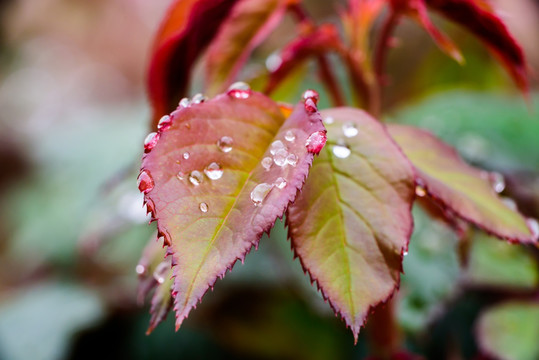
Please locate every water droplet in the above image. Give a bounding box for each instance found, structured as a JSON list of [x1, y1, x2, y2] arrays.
[[342, 122, 358, 137], [265, 52, 282, 71], [137, 170, 154, 194], [285, 130, 295, 142], [199, 202, 208, 213], [304, 98, 317, 113], [189, 170, 203, 186], [179, 97, 191, 108], [262, 157, 273, 171], [157, 115, 172, 131], [191, 93, 207, 104], [332, 141, 351, 159], [415, 186, 426, 197], [501, 197, 517, 211], [305, 131, 327, 154], [324, 116, 334, 125], [153, 262, 169, 284], [302, 89, 319, 104], [273, 148, 288, 166], [403, 250, 408, 256], [286, 153, 297, 166], [144, 132, 160, 153], [217, 136, 233, 152], [489, 172, 505, 193], [526, 218, 539, 241], [204, 162, 223, 180], [250, 183, 273, 206], [135, 264, 145, 275], [227, 81, 251, 99], [274, 177, 287, 189], [176, 171, 186, 181], [270, 140, 286, 155]]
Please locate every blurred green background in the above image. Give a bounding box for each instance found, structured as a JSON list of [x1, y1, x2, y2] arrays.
[[0, 0, 537, 359]]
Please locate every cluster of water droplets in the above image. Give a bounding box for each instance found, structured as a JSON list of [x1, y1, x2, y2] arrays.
[[327, 119, 360, 159]]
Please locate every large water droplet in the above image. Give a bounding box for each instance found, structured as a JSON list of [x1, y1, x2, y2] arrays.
[[250, 183, 273, 206], [262, 157, 273, 171], [305, 131, 327, 154], [183, 152, 190, 160], [304, 98, 317, 113], [204, 162, 223, 180], [303, 89, 319, 114], [144, 132, 160, 153], [179, 97, 191, 108], [274, 177, 287, 189], [199, 202, 208, 213], [489, 172, 505, 193], [265, 52, 282, 71], [157, 115, 172, 131], [270, 140, 286, 155], [153, 262, 169, 284], [332, 141, 351, 159], [137, 170, 154, 194], [403, 250, 408, 256], [342, 122, 358, 137], [273, 148, 288, 166], [285, 130, 295, 142], [135, 264, 146, 275], [217, 136, 233, 152], [189, 170, 203, 186], [286, 153, 297, 166], [526, 218, 539, 241], [324, 116, 334, 125], [302, 89, 319, 103], [191, 93, 207, 104], [227, 81, 251, 99]]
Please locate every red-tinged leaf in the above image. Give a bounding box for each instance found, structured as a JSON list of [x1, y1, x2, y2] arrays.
[[139, 90, 326, 330], [147, 270, 174, 334], [390, 0, 463, 63], [205, 0, 289, 94], [388, 124, 536, 243], [342, 0, 386, 55], [287, 108, 415, 341], [147, 0, 239, 126], [264, 24, 342, 94], [425, 0, 528, 92]]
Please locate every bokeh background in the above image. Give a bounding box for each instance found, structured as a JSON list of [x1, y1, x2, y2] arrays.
[[0, 0, 537, 359]]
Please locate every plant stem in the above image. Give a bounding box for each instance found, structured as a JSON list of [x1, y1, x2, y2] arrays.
[[316, 55, 346, 106]]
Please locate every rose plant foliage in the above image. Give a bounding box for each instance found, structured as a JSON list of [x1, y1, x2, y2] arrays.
[[136, 0, 537, 344]]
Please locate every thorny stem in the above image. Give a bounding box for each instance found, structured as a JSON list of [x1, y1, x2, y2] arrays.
[[372, 10, 400, 118]]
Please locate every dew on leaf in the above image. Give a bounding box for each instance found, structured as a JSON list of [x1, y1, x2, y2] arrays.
[[137, 170, 154, 194], [274, 177, 287, 189], [144, 132, 160, 153], [217, 136, 233, 152], [204, 162, 223, 180], [179, 97, 191, 108], [250, 183, 273, 206], [332, 141, 351, 159], [189, 170, 203, 186], [183, 152, 190, 160], [199, 202, 209, 213], [304, 98, 317, 113], [526, 218, 539, 241], [265, 52, 282, 71], [403, 250, 408, 256], [262, 157, 273, 171], [302, 89, 319, 103], [305, 131, 327, 154], [191, 93, 207, 104], [285, 130, 295, 142], [415, 186, 426, 197], [501, 197, 517, 211], [153, 262, 169, 284], [135, 264, 146, 275], [157, 115, 172, 131], [342, 122, 358, 138], [176, 171, 186, 181], [489, 172, 505, 193], [270, 140, 286, 155], [227, 81, 251, 99], [273, 148, 288, 166], [324, 116, 334, 125], [286, 153, 297, 166]]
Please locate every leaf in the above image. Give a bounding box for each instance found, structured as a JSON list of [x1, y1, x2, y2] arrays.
[[476, 302, 539, 360], [425, 0, 529, 92], [205, 0, 289, 95], [264, 24, 342, 95], [287, 108, 415, 341], [139, 90, 326, 330], [147, 0, 240, 126], [390, 0, 464, 63], [388, 124, 535, 243]]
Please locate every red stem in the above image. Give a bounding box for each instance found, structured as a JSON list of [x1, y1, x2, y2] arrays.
[[316, 55, 346, 106]]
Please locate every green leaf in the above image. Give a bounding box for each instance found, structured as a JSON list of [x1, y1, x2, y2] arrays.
[[287, 108, 415, 341], [388, 124, 535, 243], [205, 0, 288, 94], [140, 90, 326, 330], [477, 302, 539, 360]]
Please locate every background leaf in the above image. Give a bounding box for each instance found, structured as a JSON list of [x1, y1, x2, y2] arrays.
[[140, 90, 325, 330], [388, 124, 535, 243], [287, 107, 415, 340]]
